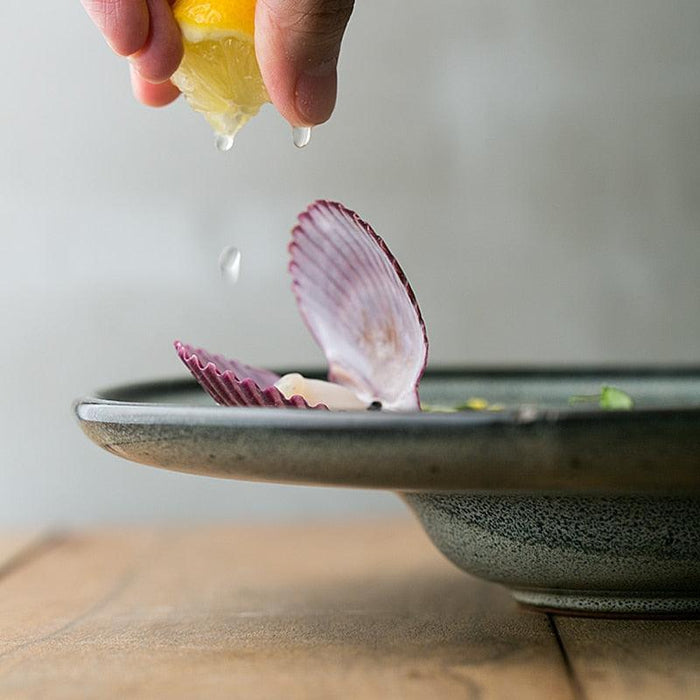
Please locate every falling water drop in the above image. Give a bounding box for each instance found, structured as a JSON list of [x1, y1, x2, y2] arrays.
[[219, 246, 242, 284], [215, 133, 235, 152], [292, 126, 312, 149]]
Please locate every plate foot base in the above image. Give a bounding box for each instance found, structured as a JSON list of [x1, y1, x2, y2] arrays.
[[512, 589, 700, 618]]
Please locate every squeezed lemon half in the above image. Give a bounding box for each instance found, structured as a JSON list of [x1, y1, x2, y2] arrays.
[[171, 0, 269, 146]]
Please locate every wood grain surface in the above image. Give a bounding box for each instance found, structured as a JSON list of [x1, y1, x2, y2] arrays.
[[556, 617, 700, 700], [0, 519, 696, 699]]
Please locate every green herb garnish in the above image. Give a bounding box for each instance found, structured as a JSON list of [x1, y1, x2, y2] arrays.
[[421, 397, 504, 413], [569, 385, 634, 410], [454, 397, 505, 412]]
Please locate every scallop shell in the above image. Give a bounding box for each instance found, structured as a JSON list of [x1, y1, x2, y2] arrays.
[[290, 201, 428, 411], [175, 341, 327, 409]]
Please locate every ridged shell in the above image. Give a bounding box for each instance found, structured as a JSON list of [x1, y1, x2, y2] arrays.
[[289, 201, 428, 410], [175, 341, 327, 409]]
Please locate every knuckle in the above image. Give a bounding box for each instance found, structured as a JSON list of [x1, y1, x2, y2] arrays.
[[84, 0, 147, 56], [276, 0, 355, 39]]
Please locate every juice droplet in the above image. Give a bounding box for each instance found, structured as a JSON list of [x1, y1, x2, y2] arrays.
[[219, 246, 242, 284], [215, 133, 235, 152], [292, 126, 312, 149]]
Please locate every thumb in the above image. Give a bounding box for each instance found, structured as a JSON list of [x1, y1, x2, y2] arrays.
[[255, 0, 355, 127]]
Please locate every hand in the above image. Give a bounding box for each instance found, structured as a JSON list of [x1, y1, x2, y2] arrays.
[[81, 0, 355, 126]]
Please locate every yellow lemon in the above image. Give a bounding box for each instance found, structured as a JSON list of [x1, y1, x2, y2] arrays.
[[171, 0, 269, 147]]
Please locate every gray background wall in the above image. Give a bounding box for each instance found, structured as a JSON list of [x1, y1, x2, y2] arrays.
[[1, 1, 698, 526]]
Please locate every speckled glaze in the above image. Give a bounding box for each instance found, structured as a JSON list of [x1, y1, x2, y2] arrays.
[[403, 493, 700, 615]]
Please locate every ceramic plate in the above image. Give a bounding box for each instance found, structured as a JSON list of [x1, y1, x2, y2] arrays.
[[75, 368, 700, 494], [75, 368, 700, 616]]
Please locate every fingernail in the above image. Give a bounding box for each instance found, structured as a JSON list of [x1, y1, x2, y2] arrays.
[[128, 53, 174, 85], [294, 59, 338, 126]]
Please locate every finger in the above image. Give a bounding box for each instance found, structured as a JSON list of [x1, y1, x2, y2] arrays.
[[129, 64, 181, 106], [81, 0, 150, 57], [130, 0, 183, 84], [255, 0, 355, 127]]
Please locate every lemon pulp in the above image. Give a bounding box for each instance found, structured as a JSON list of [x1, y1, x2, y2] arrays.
[[171, 0, 269, 144]]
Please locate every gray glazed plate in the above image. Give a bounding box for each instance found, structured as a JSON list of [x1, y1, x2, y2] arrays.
[[75, 368, 700, 617]]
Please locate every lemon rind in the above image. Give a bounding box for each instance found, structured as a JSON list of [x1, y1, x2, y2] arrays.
[[178, 23, 253, 44]]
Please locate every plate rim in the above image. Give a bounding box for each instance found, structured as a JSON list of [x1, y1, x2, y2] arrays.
[[78, 365, 700, 425], [74, 368, 700, 494]]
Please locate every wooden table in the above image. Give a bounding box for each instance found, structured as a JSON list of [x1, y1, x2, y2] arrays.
[[0, 518, 697, 699]]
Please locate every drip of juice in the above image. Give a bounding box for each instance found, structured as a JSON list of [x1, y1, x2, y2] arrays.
[[292, 126, 312, 149], [219, 246, 242, 284], [215, 133, 235, 152]]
